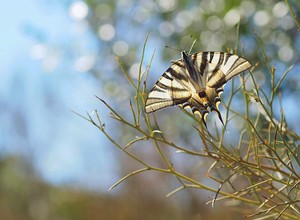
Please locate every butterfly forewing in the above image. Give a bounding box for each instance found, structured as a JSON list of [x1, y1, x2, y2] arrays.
[[191, 52, 252, 88], [222, 54, 252, 81], [145, 60, 193, 113]]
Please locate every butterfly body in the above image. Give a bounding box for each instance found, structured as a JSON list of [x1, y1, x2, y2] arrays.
[[145, 51, 252, 127]]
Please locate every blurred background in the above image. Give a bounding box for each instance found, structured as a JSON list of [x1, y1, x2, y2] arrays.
[[1, 0, 299, 219]]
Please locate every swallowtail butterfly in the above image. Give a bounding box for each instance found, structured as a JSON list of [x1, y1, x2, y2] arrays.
[[145, 51, 252, 128]]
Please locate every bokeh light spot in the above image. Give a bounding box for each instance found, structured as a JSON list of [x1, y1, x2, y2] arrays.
[[174, 11, 193, 29], [206, 16, 223, 31], [42, 55, 59, 73], [240, 1, 256, 17], [133, 6, 150, 23], [253, 11, 270, 26], [98, 24, 115, 41], [279, 16, 295, 30], [273, 2, 288, 18], [113, 41, 129, 57], [278, 46, 294, 62], [224, 8, 241, 26], [30, 44, 48, 60], [69, 1, 89, 21], [129, 63, 145, 79], [157, 0, 177, 12], [159, 21, 175, 37], [75, 55, 95, 72]]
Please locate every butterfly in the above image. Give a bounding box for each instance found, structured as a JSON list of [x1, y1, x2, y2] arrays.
[[145, 51, 252, 128]]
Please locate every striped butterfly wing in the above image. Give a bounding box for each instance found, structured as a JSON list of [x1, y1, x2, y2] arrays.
[[189, 52, 252, 125], [145, 51, 252, 127], [191, 52, 252, 88], [145, 60, 194, 113]]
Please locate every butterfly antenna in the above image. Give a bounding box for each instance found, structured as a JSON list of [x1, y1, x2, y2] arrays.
[[165, 46, 182, 63], [165, 45, 181, 52], [188, 38, 197, 55]]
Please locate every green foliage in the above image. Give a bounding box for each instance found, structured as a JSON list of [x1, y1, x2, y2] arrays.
[[285, 0, 300, 31]]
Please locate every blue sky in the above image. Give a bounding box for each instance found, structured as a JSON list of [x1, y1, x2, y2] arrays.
[[0, 0, 119, 191]]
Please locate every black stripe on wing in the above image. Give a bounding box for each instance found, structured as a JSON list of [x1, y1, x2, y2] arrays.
[[203, 52, 252, 88], [145, 62, 192, 113], [199, 52, 208, 76], [190, 52, 251, 88], [181, 51, 201, 88], [224, 56, 251, 81]]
